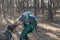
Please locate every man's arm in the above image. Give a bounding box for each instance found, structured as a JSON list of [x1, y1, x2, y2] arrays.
[[34, 17, 38, 29], [12, 16, 23, 27]]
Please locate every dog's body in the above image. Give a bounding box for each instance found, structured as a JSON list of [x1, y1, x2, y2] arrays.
[[0, 31, 13, 40], [0, 25, 15, 40], [0, 33, 7, 40]]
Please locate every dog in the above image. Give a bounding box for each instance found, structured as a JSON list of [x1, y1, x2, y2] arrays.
[[0, 25, 16, 40]]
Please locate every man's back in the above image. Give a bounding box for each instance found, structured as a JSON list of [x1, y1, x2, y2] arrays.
[[16, 10, 38, 26], [21, 11, 38, 25]]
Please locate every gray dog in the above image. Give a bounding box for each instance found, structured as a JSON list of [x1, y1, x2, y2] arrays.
[[0, 25, 16, 40]]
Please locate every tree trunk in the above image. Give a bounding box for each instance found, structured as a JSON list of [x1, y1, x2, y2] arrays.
[[34, 0, 39, 17], [26, 0, 29, 9], [48, 0, 54, 21], [41, 0, 44, 15], [1, 0, 5, 18], [53, 0, 56, 15]]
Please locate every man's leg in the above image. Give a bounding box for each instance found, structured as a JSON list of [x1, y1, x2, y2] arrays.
[[20, 24, 34, 40], [20, 24, 31, 40]]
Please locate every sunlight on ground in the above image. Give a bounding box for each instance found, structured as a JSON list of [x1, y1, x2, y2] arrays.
[[38, 23, 60, 31], [2, 19, 7, 25], [46, 33, 60, 40], [56, 10, 60, 12], [56, 15, 60, 17], [12, 33, 19, 40], [6, 18, 15, 24]]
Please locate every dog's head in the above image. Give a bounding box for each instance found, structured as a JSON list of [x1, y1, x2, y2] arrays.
[[7, 25, 16, 32]]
